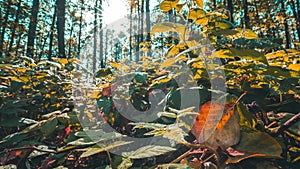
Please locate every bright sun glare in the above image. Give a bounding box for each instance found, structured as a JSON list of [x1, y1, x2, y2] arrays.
[[102, 0, 128, 25], [83, 0, 128, 27]]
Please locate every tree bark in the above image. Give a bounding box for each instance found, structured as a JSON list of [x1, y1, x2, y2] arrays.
[[56, 0, 66, 58], [227, 0, 234, 23], [8, 0, 22, 55], [26, 0, 40, 58], [243, 0, 250, 28], [99, 0, 104, 68], [281, 0, 291, 48], [0, 0, 12, 57], [48, 5, 57, 59], [290, 0, 299, 41], [93, 0, 98, 73], [77, 0, 83, 59], [129, 3, 133, 61], [145, 0, 151, 57]]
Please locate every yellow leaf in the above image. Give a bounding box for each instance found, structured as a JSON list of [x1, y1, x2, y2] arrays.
[[90, 91, 101, 99], [286, 49, 300, 55], [175, 3, 185, 12], [211, 50, 235, 59], [188, 8, 206, 20], [10, 76, 23, 82], [22, 85, 31, 89], [167, 46, 179, 57], [194, 69, 203, 79], [160, 57, 176, 69], [186, 40, 199, 49], [51, 103, 60, 108], [151, 23, 188, 41], [16, 67, 29, 73], [265, 50, 285, 60], [243, 29, 259, 39], [110, 62, 121, 69], [154, 77, 172, 84], [293, 42, 300, 46], [159, 0, 179, 11], [288, 64, 300, 71], [196, 17, 209, 26], [19, 76, 30, 83], [194, 0, 204, 8], [53, 58, 68, 65], [45, 94, 51, 98], [85, 112, 94, 119]]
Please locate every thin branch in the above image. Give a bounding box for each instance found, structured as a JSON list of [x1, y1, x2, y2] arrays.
[[0, 145, 57, 155], [275, 112, 300, 136]]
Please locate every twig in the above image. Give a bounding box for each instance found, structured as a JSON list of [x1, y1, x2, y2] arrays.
[[0, 145, 57, 155], [275, 112, 300, 136]]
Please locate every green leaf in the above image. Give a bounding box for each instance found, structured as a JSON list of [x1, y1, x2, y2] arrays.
[[122, 145, 176, 159], [67, 137, 97, 146], [80, 141, 133, 158], [95, 68, 112, 78], [215, 20, 235, 29], [229, 48, 269, 65], [227, 130, 282, 164], [41, 118, 58, 136], [236, 103, 257, 129], [0, 117, 37, 127]]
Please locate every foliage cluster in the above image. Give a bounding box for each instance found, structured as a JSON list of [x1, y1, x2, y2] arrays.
[[0, 0, 300, 169]]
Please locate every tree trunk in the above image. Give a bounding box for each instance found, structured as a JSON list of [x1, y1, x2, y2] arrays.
[[145, 0, 151, 57], [227, 0, 234, 23], [26, 0, 40, 58], [77, 0, 83, 59], [8, 0, 22, 55], [140, 0, 144, 49], [68, 17, 74, 57], [281, 0, 291, 48], [0, 0, 12, 57], [129, 3, 133, 61], [243, 0, 250, 28], [48, 5, 57, 59], [56, 0, 66, 58], [93, 0, 98, 73], [136, 0, 140, 62], [294, 0, 300, 41], [99, 0, 104, 68]]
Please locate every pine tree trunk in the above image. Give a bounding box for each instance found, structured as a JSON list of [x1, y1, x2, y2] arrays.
[[56, 0, 66, 58], [99, 0, 104, 68], [281, 0, 290, 48], [93, 0, 98, 73], [77, 0, 83, 59], [227, 0, 234, 23], [145, 0, 151, 57], [26, 0, 39, 58], [129, 3, 133, 61], [243, 0, 250, 28], [0, 0, 12, 57], [48, 5, 56, 59], [8, 0, 22, 55]]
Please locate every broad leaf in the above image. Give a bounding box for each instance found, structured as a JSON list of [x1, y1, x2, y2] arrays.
[[122, 145, 176, 159], [226, 130, 282, 163]]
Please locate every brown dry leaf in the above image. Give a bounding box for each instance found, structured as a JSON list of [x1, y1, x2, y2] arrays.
[[191, 101, 240, 149]]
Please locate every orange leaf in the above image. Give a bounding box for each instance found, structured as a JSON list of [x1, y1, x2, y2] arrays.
[[191, 101, 240, 149]]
